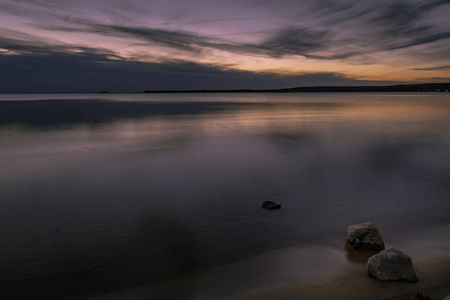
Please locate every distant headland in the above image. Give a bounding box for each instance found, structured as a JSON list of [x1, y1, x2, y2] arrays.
[[143, 82, 450, 93]]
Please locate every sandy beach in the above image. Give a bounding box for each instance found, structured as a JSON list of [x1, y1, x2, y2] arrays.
[[77, 223, 450, 300]]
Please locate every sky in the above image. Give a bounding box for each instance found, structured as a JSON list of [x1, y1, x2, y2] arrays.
[[0, 0, 449, 92]]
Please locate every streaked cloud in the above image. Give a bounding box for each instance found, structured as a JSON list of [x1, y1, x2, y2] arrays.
[[412, 65, 450, 71], [0, 0, 449, 91]]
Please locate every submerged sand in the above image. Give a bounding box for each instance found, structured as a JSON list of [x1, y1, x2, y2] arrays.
[[235, 251, 450, 300], [76, 224, 450, 300]]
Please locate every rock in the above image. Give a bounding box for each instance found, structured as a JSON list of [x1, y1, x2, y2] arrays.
[[346, 222, 385, 251], [260, 201, 281, 210], [367, 248, 418, 282], [443, 296, 450, 300]]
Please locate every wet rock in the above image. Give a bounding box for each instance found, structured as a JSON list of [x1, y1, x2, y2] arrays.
[[346, 222, 385, 251], [260, 201, 281, 210], [367, 248, 418, 282]]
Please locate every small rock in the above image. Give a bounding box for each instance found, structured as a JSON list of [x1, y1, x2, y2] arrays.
[[367, 248, 418, 282], [346, 222, 385, 251], [442, 296, 450, 300], [260, 201, 281, 210]]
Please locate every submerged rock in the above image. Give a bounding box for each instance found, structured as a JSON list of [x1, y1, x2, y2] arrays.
[[367, 248, 418, 282], [260, 201, 281, 210], [346, 222, 385, 251]]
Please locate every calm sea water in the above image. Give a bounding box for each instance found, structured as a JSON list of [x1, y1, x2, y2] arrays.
[[0, 93, 449, 299]]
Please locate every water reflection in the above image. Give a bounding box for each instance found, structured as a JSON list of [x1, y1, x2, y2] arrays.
[[345, 243, 380, 265], [0, 95, 449, 299], [0, 100, 346, 128]]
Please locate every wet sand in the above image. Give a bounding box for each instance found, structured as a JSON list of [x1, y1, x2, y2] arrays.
[[236, 251, 450, 300], [78, 224, 450, 300]]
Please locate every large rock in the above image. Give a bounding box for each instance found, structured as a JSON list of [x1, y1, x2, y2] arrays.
[[346, 222, 385, 251], [367, 248, 418, 282]]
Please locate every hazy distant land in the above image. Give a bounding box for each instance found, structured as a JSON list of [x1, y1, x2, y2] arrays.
[[143, 82, 450, 93]]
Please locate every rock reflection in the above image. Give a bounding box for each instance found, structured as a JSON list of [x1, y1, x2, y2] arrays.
[[344, 242, 380, 265]]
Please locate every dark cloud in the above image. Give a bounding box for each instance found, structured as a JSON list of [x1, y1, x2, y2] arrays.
[[0, 35, 121, 58], [88, 24, 349, 61], [253, 27, 328, 58], [365, 0, 450, 51], [38, 22, 337, 59], [414, 77, 450, 81], [289, 0, 450, 59], [99, 25, 205, 52], [0, 0, 67, 19], [370, 3, 420, 29], [160, 17, 269, 26], [420, 0, 450, 11], [0, 48, 390, 93], [386, 31, 450, 51], [312, 0, 365, 19], [8, 0, 447, 63], [412, 65, 450, 71]]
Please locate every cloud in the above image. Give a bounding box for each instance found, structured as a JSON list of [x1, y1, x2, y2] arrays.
[[3, 0, 448, 63], [414, 77, 450, 82], [0, 35, 121, 59], [252, 27, 329, 58], [420, 0, 450, 11], [100, 25, 205, 52], [29, 0, 450, 62], [364, 0, 450, 50], [386, 31, 450, 51], [0, 47, 392, 93], [36, 21, 341, 60], [290, 0, 450, 59], [412, 65, 450, 71]]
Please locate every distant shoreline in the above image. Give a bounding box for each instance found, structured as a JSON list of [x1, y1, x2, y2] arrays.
[[1, 83, 449, 94], [143, 83, 450, 93]]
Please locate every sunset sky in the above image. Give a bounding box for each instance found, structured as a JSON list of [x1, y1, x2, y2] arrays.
[[1, 0, 449, 92]]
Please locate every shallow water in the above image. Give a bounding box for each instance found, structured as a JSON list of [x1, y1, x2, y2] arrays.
[[0, 93, 449, 299]]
